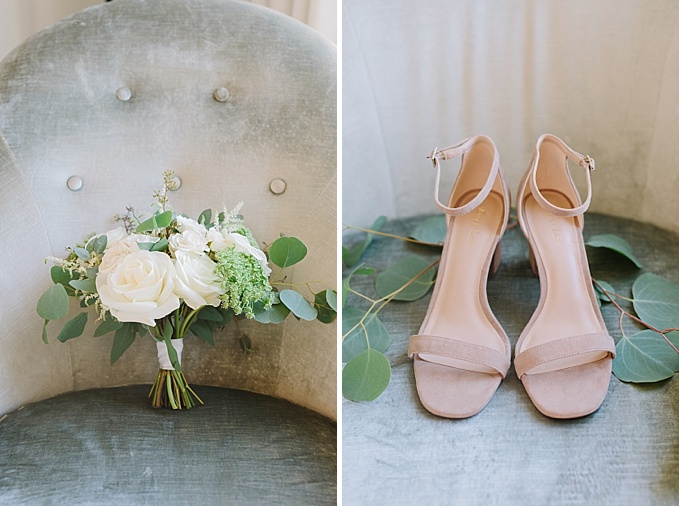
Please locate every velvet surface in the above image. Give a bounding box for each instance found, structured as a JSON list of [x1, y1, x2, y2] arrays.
[[0, 386, 336, 505], [343, 213, 679, 505], [0, 0, 336, 418]]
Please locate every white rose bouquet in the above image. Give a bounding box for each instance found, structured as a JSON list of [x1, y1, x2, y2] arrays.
[[37, 172, 337, 409]]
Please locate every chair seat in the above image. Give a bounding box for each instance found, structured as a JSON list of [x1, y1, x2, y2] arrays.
[[0, 386, 336, 505]]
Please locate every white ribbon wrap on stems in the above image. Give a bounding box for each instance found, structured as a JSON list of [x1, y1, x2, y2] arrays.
[[156, 339, 184, 370]]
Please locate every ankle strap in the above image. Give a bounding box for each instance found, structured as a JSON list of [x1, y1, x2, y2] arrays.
[[529, 134, 595, 218], [428, 136, 500, 216]]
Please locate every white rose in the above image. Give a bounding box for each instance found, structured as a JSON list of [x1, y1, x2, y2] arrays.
[[98, 234, 160, 274], [207, 229, 271, 277], [169, 230, 208, 255], [174, 252, 223, 309], [96, 250, 180, 326], [105, 227, 129, 249], [176, 216, 208, 235]]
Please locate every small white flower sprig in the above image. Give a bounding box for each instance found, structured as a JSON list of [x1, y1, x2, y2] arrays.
[[37, 171, 337, 409]]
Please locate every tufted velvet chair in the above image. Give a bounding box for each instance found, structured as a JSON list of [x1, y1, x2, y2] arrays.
[[0, 0, 336, 502]]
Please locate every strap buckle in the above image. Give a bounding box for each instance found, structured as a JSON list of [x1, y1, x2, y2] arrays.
[[581, 155, 595, 171], [426, 147, 439, 168]]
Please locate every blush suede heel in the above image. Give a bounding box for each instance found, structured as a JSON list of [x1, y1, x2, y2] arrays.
[[515, 134, 616, 419], [408, 136, 511, 418]]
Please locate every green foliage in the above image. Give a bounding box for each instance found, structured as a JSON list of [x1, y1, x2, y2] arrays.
[[343, 216, 387, 267], [135, 210, 173, 233], [189, 320, 215, 347], [375, 255, 436, 301], [314, 290, 338, 324], [342, 349, 391, 402], [410, 215, 447, 244], [632, 273, 679, 330], [586, 234, 643, 268], [69, 278, 96, 293], [593, 279, 615, 308], [342, 307, 391, 362], [280, 290, 317, 321], [342, 264, 374, 307], [94, 316, 123, 337], [268, 236, 307, 268], [37, 284, 69, 321], [253, 302, 291, 324], [56, 313, 88, 342], [613, 331, 679, 383], [163, 324, 180, 371], [110, 323, 137, 364]]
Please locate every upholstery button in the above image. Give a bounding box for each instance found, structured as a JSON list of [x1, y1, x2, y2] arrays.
[[115, 86, 132, 101], [67, 176, 83, 191], [269, 178, 286, 195], [213, 87, 230, 102]]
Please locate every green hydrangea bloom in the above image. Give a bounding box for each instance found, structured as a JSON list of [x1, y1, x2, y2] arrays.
[[214, 246, 272, 318]]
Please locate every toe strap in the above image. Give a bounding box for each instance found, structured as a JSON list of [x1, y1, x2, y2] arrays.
[[408, 334, 511, 378], [514, 333, 616, 378]]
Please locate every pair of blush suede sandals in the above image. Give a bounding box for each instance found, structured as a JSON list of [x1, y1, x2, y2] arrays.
[[408, 134, 616, 419]]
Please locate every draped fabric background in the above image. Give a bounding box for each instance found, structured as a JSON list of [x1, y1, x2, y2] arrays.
[[343, 0, 679, 234], [0, 0, 336, 62]]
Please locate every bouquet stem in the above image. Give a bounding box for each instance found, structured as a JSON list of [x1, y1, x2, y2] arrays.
[[148, 369, 204, 409]]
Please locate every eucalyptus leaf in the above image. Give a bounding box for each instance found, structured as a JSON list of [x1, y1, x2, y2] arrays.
[[410, 215, 446, 244], [197, 306, 224, 322], [50, 266, 77, 292], [189, 320, 215, 346], [111, 324, 136, 364], [279, 290, 317, 321], [342, 264, 375, 308], [342, 307, 391, 362], [137, 242, 154, 251], [42, 320, 48, 344], [585, 234, 643, 268], [56, 313, 88, 343], [612, 330, 679, 383], [269, 237, 308, 268], [92, 234, 107, 255], [253, 302, 291, 324], [198, 209, 212, 226], [150, 238, 169, 252], [314, 290, 338, 324], [342, 349, 391, 402], [343, 216, 387, 267], [94, 316, 123, 337], [135, 210, 173, 233], [375, 255, 436, 301], [326, 289, 337, 312], [163, 325, 180, 370], [593, 279, 615, 307], [74, 247, 90, 261], [36, 284, 69, 321], [632, 273, 679, 330], [69, 278, 96, 293]]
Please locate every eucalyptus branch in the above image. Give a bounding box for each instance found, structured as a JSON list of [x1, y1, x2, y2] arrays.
[[592, 279, 679, 354], [343, 224, 442, 247], [342, 258, 440, 341]]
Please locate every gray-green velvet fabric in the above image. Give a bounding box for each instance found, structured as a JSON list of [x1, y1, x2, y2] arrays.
[[343, 213, 679, 505], [0, 386, 336, 505]]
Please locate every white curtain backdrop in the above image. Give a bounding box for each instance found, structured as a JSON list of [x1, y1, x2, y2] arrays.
[[343, 0, 679, 234], [0, 0, 336, 63]]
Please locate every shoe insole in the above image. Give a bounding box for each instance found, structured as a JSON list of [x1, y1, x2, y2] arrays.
[[521, 190, 608, 374], [418, 190, 506, 374]]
